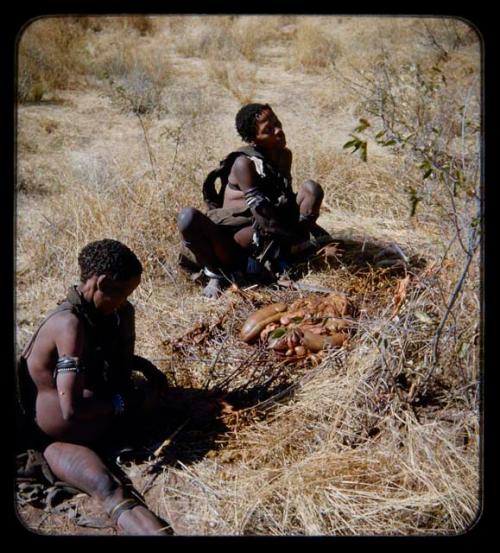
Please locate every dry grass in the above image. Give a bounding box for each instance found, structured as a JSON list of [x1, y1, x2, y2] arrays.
[[170, 15, 281, 62], [285, 20, 342, 73], [206, 60, 258, 105], [16, 15, 481, 536], [157, 378, 478, 535], [18, 16, 167, 105], [18, 17, 87, 102]]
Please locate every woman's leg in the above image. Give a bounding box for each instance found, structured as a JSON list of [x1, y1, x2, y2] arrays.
[[43, 442, 169, 535], [178, 208, 247, 270], [296, 179, 333, 240], [232, 225, 254, 249], [177, 208, 248, 297], [296, 180, 324, 226]]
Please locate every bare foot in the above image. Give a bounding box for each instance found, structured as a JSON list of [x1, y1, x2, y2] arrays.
[[116, 504, 171, 535], [202, 278, 224, 298]]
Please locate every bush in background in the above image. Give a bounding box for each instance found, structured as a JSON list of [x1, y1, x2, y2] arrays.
[[18, 17, 86, 102]]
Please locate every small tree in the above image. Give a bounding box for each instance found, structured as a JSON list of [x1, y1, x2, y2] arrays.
[[339, 20, 481, 375]]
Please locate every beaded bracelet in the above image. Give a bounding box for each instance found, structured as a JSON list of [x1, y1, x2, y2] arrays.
[[53, 355, 85, 379], [111, 393, 126, 415]]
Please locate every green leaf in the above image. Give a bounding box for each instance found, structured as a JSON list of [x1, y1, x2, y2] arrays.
[[354, 118, 371, 133], [343, 139, 358, 149], [383, 139, 396, 146], [423, 168, 433, 179], [270, 327, 287, 339], [375, 130, 386, 139]]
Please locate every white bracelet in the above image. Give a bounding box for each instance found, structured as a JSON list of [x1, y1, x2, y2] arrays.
[[203, 267, 224, 279]]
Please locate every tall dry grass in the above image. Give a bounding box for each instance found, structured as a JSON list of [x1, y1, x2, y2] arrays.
[[285, 20, 342, 73], [170, 15, 281, 61], [18, 17, 87, 102], [16, 15, 481, 536], [17, 15, 163, 104], [156, 368, 478, 535]]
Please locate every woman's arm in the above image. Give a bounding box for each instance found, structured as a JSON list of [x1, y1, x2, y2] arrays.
[[231, 155, 298, 240], [53, 315, 115, 421]]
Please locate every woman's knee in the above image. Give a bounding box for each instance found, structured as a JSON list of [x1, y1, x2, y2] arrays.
[[43, 441, 64, 467], [178, 208, 216, 244], [179, 207, 224, 250], [302, 179, 324, 202], [233, 225, 254, 249], [177, 207, 202, 235]]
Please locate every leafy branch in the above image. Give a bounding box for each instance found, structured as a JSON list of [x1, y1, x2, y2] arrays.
[[339, 32, 481, 374]]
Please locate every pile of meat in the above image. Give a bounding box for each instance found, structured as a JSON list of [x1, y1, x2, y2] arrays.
[[240, 293, 355, 360]]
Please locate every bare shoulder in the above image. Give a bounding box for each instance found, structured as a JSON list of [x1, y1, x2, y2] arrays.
[[50, 309, 84, 334], [228, 154, 258, 189], [231, 154, 255, 173], [37, 309, 85, 351], [25, 309, 85, 377]]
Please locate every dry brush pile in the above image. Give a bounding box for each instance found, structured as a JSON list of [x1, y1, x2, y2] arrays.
[[16, 16, 481, 535]]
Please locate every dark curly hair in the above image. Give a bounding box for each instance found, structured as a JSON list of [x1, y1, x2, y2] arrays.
[[78, 239, 143, 282], [235, 103, 272, 143]]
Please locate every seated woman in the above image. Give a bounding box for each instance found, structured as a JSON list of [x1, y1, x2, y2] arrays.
[[177, 103, 330, 298], [16, 239, 170, 535]]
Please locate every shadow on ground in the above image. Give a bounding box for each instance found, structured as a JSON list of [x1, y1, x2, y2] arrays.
[[15, 232, 428, 534], [288, 232, 427, 281], [105, 382, 294, 470], [15, 381, 293, 534]]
